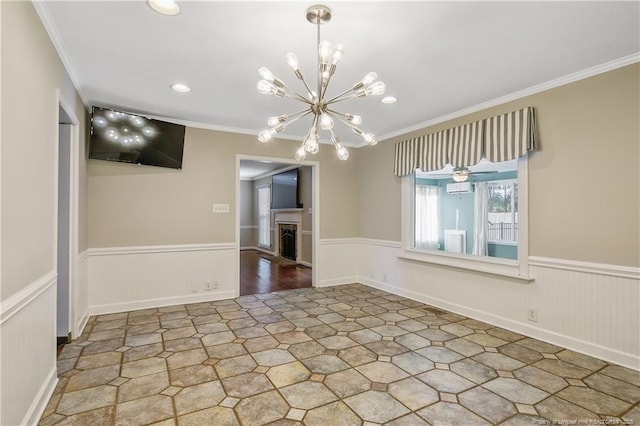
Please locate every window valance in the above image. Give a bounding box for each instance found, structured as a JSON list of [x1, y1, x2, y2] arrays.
[[394, 107, 537, 177]]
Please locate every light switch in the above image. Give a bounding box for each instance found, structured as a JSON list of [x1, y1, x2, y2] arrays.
[[212, 203, 230, 213]]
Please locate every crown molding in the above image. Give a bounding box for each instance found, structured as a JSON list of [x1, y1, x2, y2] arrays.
[[378, 53, 640, 142], [32, 1, 91, 110]]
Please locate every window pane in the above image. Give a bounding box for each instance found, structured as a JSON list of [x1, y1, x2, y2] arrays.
[[488, 182, 518, 242], [258, 185, 271, 247], [415, 184, 439, 250]]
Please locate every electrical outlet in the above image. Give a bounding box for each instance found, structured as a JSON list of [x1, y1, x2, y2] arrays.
[[383, 273, 387, 282], [190, 282, 198, 293], [213, 281, 219, 289], [527, 307, 538, 322], [205, 281, 212, 291]]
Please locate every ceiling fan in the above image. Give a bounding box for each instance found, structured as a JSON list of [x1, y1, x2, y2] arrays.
[[426, 165, 498, 182]]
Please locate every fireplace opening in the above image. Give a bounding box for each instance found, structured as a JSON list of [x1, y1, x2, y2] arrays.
[[279, 224, 297, 261]]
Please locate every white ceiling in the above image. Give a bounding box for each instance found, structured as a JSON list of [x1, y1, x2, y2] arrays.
[[239, 159, 296, 180], [36, 1, 639, 148]]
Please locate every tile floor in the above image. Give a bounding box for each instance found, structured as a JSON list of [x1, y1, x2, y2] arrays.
[[40, 284, 640, 425]]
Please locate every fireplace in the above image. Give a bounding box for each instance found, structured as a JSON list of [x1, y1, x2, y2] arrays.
[[279, 224, 297, 261], [272, 209, 303, 263]]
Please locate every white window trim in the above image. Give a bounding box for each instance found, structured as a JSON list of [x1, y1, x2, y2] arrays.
[[399, 156, 533, 282]]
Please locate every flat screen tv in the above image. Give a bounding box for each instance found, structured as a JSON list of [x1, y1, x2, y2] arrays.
[[272, 168, 301, 209], [89, 106, 186, 169]]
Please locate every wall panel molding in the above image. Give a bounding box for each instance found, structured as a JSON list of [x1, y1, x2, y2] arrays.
[[529, 256, 640, 280], [88, 243, 238, 316], [0, 272, 57, 425], [0, 271, 56, 324]]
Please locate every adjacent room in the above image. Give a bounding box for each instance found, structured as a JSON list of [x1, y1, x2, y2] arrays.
[[1, 1, 639, 425]]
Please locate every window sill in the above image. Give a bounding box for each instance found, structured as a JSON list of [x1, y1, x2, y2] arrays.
[[398, 249, 535, 283], [488, 240, 518, 247]]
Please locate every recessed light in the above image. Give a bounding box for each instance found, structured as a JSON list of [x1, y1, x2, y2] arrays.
[[148, 0, 180, 16], [170, 83, 191, 93], [381, 96, 398, 104]]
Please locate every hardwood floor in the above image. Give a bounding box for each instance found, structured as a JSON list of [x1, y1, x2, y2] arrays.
[[240, 249, 312, 296]]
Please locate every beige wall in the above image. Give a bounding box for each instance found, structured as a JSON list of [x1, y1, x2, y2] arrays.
[[1, 1, 88, 300], [88, 128, 359, 247], [358, 64, 640, 267], [298, 166, 313, 264]]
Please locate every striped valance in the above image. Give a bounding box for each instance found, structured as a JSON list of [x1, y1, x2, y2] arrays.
[[394, 107, 537, 176]]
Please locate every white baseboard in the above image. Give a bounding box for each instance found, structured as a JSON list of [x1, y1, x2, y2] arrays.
[[75, 307, 91, 338], [88, 290, 237, 316], [300, 260, 313, 268], [317, 276, 360, 288], [361, 276, 638, 370]]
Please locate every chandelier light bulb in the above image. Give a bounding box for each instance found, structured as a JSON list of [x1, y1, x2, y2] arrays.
[[267, 116, 281, 127], [258, 67, 275, 82], [363, 133, 377, 145], [347, 114, 362, 125], [332, 44, 344, 65], [362, 72, 378, 86], [257, 80, 275, 95], [258, 128, 276, 143], [320, 114, 334, 130], [286, 53, 299, 71], [295, 146, 307, 161], [319, 40, 333, 62], [364, 81, 386, 96], [335, 142, 349, 160]]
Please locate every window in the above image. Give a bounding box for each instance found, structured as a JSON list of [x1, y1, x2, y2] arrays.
[[415, 184, 439, 250], [487, 181, 518, 244], [402, 157, 531, 281], [258, 185, 271, 248]]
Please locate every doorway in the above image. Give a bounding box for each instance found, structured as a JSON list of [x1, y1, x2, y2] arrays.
[[236, 156, 319, 296], [57, 100, 78, 344]]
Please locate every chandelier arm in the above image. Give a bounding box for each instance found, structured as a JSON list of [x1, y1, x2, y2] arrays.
[[297, 74, 316, 99], [325, 108, 349, 120], [332, 114, 355, 130], [320, 68, 336, 100], [283, 109, 314, 127], [326, 92, 359, 105], [284, 108, 314, 121], [279, 83, 315, 105], [326, 87, 355, 104]]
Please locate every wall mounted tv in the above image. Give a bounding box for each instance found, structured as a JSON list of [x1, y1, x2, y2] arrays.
[[89, 106, 186, 169], [272, 168, 302, 209]]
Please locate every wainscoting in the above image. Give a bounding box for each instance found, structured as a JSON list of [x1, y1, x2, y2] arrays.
[[82, 239, 639, 370], [87, 244, 237, 315], [0, 272, 58, 426], [352, 238, 639, 370]]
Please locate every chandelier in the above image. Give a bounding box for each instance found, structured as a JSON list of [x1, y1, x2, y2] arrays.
[[256, 4, 386, 161]]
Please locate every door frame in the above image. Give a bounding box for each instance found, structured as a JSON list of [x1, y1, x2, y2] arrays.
[[235, 154, 320, 296], [56, 91, 80, 339]]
